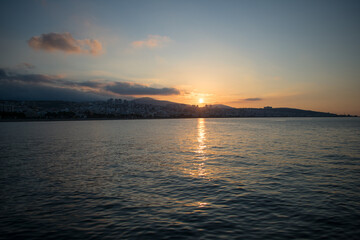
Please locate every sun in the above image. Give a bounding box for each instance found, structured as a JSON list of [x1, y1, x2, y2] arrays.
[[199, 98, 204, 104]]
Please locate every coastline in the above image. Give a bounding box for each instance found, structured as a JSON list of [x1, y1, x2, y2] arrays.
[[1, 99, 357, 122], [1, 115, 357, 123]]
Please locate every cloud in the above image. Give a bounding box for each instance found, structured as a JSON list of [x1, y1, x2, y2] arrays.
[[28, 32, 103, 55], [0, 79, 102, 101], [131, 35, 171, 49], [106, 82, 180, 95], [0, 68, 180, 101], [227, 97, 264, 104], [243, 97, 263, 101]]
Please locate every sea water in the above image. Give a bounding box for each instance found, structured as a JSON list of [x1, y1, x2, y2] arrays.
[[1, 118, 359, 239]]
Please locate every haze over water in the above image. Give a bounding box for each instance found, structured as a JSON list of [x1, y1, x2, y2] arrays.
[[1, 118, 360, 239]]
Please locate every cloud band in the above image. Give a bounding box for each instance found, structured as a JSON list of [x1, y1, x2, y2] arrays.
[[0, 68, 180, 101]]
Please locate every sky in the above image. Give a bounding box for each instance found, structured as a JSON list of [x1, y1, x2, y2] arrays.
[[0, 0, 359, 115]]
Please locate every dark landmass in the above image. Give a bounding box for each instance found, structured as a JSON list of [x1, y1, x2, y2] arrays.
[[0, 98, 356, 121]]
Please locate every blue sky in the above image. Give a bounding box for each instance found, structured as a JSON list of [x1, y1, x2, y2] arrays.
[[1, 0, 359, 114]]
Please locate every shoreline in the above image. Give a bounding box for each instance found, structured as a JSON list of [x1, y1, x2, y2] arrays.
[[0, 115, 357, 123]]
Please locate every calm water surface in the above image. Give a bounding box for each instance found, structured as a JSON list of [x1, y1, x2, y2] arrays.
[[1, 118, 360, 239]]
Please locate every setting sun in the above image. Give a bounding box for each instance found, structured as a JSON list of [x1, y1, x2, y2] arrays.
[[0, 1, 359, 239]]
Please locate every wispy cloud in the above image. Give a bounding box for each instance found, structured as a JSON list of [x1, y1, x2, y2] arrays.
[[0, 68, 180, 101], [243, 97, 263, 101], [106, 82, 180, 95], [131, 35, 171, 49], [28, 32, 103, 55], [227, 97, 264, 104]]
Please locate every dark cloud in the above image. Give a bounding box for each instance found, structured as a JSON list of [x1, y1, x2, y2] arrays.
[[244, 98, 263, 101], [0, 68, 7, 78], [0, 68, 181, 101], [0, 68, 55, 84], [227, 97, 264, 104], [0, 79, 103, 101], [28, 32, 103, 55], [106, 82, 180, 95], [0, 68, 102, 101], [77, 80, 105, 88]]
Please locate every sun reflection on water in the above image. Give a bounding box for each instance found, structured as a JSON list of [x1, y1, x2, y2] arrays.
[[191, 118, 208, 178], [197, 118, 206, 154]]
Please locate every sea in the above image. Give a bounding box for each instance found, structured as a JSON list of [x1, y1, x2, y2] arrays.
[[0, 118, 359, 239]]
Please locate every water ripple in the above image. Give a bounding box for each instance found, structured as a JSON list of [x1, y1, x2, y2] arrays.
[[1, 118, 360, 239]]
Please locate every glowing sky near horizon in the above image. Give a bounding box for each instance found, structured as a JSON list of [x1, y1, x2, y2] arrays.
[[0, 0, 359, 115]]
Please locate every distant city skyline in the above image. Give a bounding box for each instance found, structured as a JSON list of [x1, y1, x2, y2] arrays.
[[1, 0, 359, 115]]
